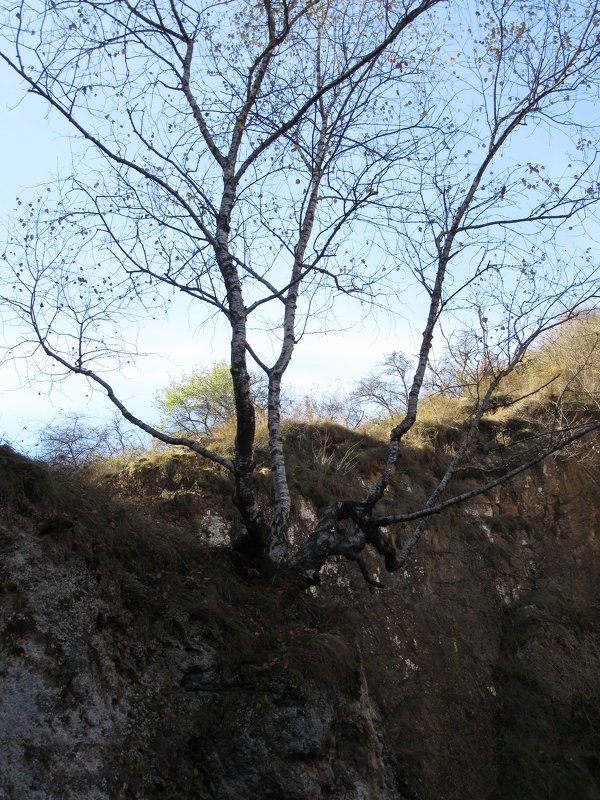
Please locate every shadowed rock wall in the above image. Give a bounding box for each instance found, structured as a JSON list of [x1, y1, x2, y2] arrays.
[[1, 445, 599, 799]]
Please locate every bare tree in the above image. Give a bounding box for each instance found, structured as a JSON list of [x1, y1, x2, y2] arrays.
[[292, 386, 364, 428], [1, 0, 600, 584], [352, 351, 415, 420], [37, 412, 148, 467]]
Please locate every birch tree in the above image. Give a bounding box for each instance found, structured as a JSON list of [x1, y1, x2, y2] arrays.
[[2, 0, 600, 583]]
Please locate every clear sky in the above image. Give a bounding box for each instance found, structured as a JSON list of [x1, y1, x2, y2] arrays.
[[2, 2, 598, 457], [0, 59, 412, 454]]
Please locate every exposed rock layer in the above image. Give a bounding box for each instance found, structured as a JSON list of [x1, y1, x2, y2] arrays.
[[1, 444, 599, 799]]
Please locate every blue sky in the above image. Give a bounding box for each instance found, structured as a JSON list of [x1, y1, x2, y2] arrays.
[[0, 58, 409, 453], [2, 1, 599, 457]]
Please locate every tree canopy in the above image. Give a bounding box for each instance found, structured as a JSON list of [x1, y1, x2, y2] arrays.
[[156, 361, 267, 438], [1, 0, 600, 583]]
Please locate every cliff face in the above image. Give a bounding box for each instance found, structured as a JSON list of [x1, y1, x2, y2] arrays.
[[355, 455, 600, 800], [1, 442, 599, 800]]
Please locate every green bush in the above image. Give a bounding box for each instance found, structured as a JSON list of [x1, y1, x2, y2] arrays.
[[156, 361, 266, 438]]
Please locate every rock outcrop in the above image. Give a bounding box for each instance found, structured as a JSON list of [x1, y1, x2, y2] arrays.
[[0, 447, 407, 799], [1, 443, 599, 799]]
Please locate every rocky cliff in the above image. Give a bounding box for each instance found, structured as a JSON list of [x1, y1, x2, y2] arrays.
[[1, 435, 599, 800]]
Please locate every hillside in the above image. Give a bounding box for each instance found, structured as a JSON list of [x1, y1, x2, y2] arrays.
[[1, 412, 600, 799]]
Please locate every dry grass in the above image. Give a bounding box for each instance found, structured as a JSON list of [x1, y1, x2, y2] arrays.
[[497, 314, 600, 413], [46, 313, 600, 515]]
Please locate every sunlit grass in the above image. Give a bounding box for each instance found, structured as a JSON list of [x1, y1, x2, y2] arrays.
[[37, 312, 600, 488]]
